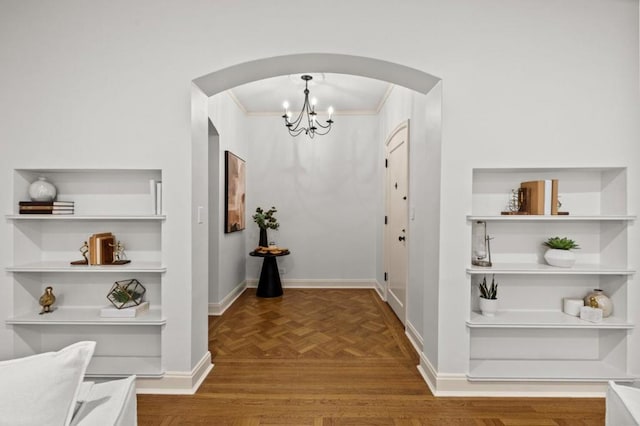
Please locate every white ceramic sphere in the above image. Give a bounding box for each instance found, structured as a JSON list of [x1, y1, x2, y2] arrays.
[[584, 289, 613, 317], [28, 176, 57, 202]]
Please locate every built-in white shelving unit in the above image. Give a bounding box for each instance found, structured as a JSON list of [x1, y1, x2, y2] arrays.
[[6, 169, 165, 378], [467, 167, 635, 382]]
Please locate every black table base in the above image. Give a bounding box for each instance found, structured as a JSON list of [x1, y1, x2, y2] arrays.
[[256, 256, 283, 298]]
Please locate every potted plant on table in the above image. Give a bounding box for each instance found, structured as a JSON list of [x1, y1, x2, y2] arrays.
[[479, 275, 498, 317], [543, 236, 580, 268], [253, 206, 279, 247]]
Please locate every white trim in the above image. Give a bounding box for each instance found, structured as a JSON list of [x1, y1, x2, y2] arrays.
[[373, 279, 385, 300], [405, 320, 423, 354], [417, 351, 438, 395], [245, 279, 376, 289], [416, 351, 609, 397], [375, 84, 395, 114], [208, 281, 247, 316], [245, 109, 379, 117], [136, 351, 213, 395], [225, 90, 248, 114]]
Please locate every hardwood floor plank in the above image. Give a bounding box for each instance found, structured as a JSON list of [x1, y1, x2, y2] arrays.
[[137, 289, 605, 425]]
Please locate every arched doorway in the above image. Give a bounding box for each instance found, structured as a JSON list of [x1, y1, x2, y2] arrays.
[[193, 53, 440, 97], [191, 54, 442, 386]]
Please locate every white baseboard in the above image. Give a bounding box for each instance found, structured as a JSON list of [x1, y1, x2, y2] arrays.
[[405, 320, 423, 355], [208, 281, 247, 316], [136, 351, 214, 395], [374, 279, 385, 300], [245, 279, 376, 289], [416, 351, 607, 397], [417, 351, 438, 395]]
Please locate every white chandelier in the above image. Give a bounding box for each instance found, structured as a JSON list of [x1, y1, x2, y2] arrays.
[[282, 75, 334, 138]]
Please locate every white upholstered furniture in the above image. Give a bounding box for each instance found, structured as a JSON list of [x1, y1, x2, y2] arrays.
[[606, 381, 640, 425], [0, 341, 137, 426]]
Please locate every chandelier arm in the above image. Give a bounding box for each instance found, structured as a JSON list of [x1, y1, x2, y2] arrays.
[[313, 120, 332, 130], [286, 107, 306, 130], [312, 126, 331, 136], [288, 128, 305, 137]]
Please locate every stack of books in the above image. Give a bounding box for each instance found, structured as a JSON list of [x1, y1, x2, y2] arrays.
[[89, 232, 115, 265], [19, 201, 75, 215]]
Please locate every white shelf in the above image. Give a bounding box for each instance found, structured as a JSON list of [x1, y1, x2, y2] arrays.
[[86, 355, 163, 378], [468, 359, 635, 382], [7, 261, 166, 273], [9, 168, 166, 380], [467, 215, 635, 222], [6, 307, 165, 326], [6, 214, 165, 221], [468, 167, 634, 386], [467, 311, 633, 329], [466, 263, 634, 275]]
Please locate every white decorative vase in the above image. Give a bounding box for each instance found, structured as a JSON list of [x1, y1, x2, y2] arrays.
[[28, 176, 57, 202], [479, 298, 498, 317], [544, 248, 576, 268], [584, 288, 613, 317]]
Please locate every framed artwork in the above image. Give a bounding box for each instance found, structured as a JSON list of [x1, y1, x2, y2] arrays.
[[224, 150, 246, 233]]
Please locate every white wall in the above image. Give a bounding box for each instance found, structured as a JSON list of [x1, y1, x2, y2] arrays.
[[190, 85, 210, 366], [208, 93, 249, 302], [207, 122, 220, 308], [0, 0, 638, 390], [431, 0, 640, 377], [244, 115, 380, 282], [377, 85, 442, 367]]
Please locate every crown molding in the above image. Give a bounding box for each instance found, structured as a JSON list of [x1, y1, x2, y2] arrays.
[[376, 84, 395, 114], [225, 89, 248, 114], [226, 84, 395, 117]]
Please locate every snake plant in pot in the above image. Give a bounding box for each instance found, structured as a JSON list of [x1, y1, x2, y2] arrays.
[[478, 275, 498, 317], [543, 236, 580, 268]]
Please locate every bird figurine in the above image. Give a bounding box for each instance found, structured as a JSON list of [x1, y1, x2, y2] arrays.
[[39, 286, 56, 315]]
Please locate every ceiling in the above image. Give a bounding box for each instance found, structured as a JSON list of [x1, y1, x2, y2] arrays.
[[228, 73, 393, 115]]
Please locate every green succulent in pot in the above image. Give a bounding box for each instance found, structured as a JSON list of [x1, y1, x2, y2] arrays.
[[543, 237, 580, 250], [543, 236, 579, 268]]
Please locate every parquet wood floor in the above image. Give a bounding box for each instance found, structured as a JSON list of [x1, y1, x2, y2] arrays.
[[137, 289, 605, 425]]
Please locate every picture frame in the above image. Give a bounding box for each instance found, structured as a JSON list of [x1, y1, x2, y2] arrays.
[[224, 150, 246, 233]]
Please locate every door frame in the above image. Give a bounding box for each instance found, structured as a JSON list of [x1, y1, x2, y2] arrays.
[[383, 119, 410, 324]]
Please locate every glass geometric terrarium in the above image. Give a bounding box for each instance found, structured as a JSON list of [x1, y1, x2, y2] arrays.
[[107, 279, 146, 309]]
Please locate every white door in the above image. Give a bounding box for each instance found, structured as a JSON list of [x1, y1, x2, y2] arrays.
[[384, 121, 409, 324]]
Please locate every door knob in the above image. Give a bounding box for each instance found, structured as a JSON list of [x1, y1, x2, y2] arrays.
[[398, 236, 406, 241]]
